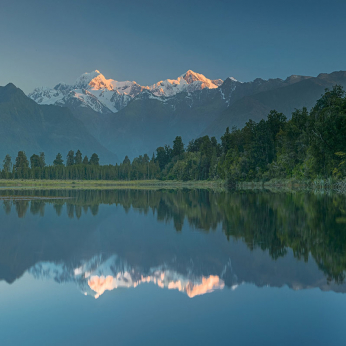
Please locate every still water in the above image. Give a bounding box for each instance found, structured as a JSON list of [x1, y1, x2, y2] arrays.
[[0, 189, 345, 345]]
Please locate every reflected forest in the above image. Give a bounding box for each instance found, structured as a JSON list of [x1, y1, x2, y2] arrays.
[[2, 189, 346, 284]]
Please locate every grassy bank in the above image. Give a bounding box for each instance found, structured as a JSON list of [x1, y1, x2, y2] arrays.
[[0, 179, 226, 190], [2, 178, 346, 194]]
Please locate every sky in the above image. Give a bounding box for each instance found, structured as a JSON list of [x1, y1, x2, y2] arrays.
[[0, 0, 345, 93]]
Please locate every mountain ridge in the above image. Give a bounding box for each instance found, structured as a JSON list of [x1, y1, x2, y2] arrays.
[[0, 83, 117, 163], [5, 69, 346, 162], [203, 70, 346, 138], [28, 69, 228, 114]]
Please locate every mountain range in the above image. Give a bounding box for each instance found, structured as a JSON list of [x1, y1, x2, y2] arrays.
[[0, 83, 116, 164], [29, 70, 225, 113], [1, 68, 346, 163]]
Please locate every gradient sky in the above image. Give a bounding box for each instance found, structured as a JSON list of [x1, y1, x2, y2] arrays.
[[0, 0, 345, 93]]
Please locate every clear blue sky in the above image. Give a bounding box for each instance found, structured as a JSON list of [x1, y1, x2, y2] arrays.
[[0, 0, 345, 93]]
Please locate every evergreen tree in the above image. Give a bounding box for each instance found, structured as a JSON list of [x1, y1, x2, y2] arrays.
[[82, 155, 89, 165], [122, 156, 131, 179], [15, 151, 29, 178], [156, 146, 172, 170], [221, 127, 232, 153], [39, 152, 46, 168], [15, 151, 29, 169], [53, 153, 64, 166], [30, 154, 41, 168], [165, 145, 173, 161], [172, 136, 184, 157], [123, 156, 131, 164], [90, 153, 99, 165], [3, 154, 12, 173], [66, 150, 75, 166], [308, 85, 346, 176], [75, 150, 82, 165]]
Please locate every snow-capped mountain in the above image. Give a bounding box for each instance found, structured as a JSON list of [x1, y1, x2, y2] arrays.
[[26, 69, 345, 163], [28, 70, 226, 114], [149, 70, 224, 97]]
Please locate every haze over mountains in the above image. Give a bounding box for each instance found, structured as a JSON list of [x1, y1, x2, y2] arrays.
[[0, 83, 116, 164], [1, 68, 346, 163]]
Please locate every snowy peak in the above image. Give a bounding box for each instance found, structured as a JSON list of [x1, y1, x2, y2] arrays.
[[74, 70, 148, 98], [74, 70, 113, 90], [227, 77, 238, 83], [149, 70, 224, 97], [29, 69, 227, 113], [183, 70, 204, 83], [182, 70, 223, 88]]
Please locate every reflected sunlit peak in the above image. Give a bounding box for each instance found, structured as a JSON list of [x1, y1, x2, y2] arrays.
[[29, 254, 230, 300], [87, 270, 224, 299]]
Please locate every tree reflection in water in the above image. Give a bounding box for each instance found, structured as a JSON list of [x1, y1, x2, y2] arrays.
[[1, 188, 346, 284]]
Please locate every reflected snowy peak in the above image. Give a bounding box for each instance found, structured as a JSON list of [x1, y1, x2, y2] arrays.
[[29, 254, 227, 299]]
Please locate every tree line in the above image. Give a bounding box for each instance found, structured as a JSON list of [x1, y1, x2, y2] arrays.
[[1, 150, 102, 180], [1, 86, 346, 181]]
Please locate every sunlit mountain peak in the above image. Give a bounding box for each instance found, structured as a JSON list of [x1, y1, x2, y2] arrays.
[[149, 70, 224, 97], [29, 69, 228, 113], [74, 70, 114, 91]]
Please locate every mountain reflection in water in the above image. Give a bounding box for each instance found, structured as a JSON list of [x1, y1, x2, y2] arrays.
[[1, 188, 346, 298], [88, 273, 224, 299]]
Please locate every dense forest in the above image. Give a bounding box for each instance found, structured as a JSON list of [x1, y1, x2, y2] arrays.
[[1, 86, 346, 182]]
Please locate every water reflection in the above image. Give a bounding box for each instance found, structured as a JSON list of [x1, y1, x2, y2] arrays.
[[28, 253, 228, 299], [88, 272, 224, 299], [1, 189, 346, 297]]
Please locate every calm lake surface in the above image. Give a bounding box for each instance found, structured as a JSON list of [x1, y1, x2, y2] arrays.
[[0, 189, 345, 345]]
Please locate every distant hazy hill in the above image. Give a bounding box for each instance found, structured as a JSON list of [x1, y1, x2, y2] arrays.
[[0, 83, 117, 164]]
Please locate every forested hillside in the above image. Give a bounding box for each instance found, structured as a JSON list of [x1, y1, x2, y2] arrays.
[[2, 86, 346, 183], [204, 71, 346, 138]]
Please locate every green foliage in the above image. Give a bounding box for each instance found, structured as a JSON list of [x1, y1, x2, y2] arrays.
[[66, 150, 75, 166], [14, 151, 29, 178], [156, 146, 171, 170], [82, 155, 89, 165], [75, 150, 82, 165], [214, 85, 346, 182], [3, 154, 12, 174], [30, 154, 41, 168], [53, 153, 64, 166], [89, 153, 99, 166], [172, 136, 184, 157], [308, 86, 346, 177]]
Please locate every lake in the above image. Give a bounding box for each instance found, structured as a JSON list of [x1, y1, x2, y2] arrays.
[[0, 188, 345, 345]]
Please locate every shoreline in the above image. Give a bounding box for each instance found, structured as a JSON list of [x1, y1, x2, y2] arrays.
[[1, 178, 345, 194], [237, 178, 346, 194], [0, 179, 226, 190]]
